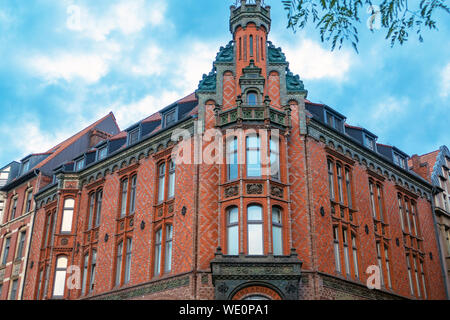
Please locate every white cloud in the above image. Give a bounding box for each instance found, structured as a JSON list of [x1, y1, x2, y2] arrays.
[[131, 44, 167, 76], [28, 53, 110, 84], [440, 63, 450, 98], [69, 0, 167, 41], [280, 38, 354, 80]]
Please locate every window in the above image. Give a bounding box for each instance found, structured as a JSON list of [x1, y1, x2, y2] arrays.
[[98, 147, 108, 160], [227, 137, 238, 181], [246, 135, 261, 177], [420, 261, 427, 299], [272, 207, 283, 255], [247, 205, 263, 255], [377, 185, 384, 221], [376, 242, 384, 287], [385, 246, 392, 288], [333, 226, 341, 273], [342, 228, 350, 277], [158, 164, 166, 203], [120, 179, 128, 218], [249, 35, 254, 56], [124, 239, 132, 284], [16, 230, 26, 259], [115, 241, 123, 287], [413, 256, 421, 297], [336, 164, 344, 203], [87, 193, 95, 230], [154, 229, 162, 276], [61, 198, 75, 233], [164, 110, 177, 127], [345, 168, 352, 208], [328, 160, 335, 200], [398, 195, 405, 231], [352, 234, 359, 278], [165, 225, 173, 272], [2, 237, 11, 265], [270, 136, 280, 180], [81, 254, 89, 296], [394, 152, 406, 169], [10, 279, 18, 300], [22, 160, 30, 174], [168, 161, 175, 199], [10, 197, 17, 220], [24, 189, 33, 213], [227, 207, 239, 255], [364, 135, 375, 151], [247, 92, 257, 106], [76, 158, 85, 171], [128, 128, 140, 146], [369, 182, 376, 219], [53, 256, 68, 298], [95, 190, 102, 227], [325, 112, 343, 132], [446, 228, 450, 255], [130, 176, 137, 214], [406, 254, 414, 295], [89, 250, 97, 293]]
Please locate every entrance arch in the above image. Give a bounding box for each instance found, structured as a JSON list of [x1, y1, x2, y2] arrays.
[[232, 285, 282, 300]]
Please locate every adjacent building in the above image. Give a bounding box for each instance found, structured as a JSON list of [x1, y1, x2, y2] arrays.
[[0, 0, 448, 300]]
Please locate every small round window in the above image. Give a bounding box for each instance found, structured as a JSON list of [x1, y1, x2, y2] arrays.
[[247, 92, 257, 105]]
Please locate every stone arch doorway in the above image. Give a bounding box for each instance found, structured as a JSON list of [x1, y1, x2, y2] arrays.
[[232, 285, 282, 300]]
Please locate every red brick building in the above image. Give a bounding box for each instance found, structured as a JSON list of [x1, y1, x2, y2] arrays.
[[1, 0, 448, 300]]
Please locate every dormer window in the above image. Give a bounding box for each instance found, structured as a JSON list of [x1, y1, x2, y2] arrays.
[[247, 92, 257, 105], [128, 128, 140, 146], [364, 134, 376, 151], [394, 152, 406, 169], [22, 160, 30, 174], [76, 158, 85, 171], [325, 111, 343, 132], [98, 146, 108, 161], [164, 110, 177, 128]]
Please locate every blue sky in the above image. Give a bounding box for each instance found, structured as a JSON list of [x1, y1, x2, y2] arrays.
[[0, 0, 449, 167]]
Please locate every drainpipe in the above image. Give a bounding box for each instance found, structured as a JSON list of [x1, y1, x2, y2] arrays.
[[430, 187, 450, 299]]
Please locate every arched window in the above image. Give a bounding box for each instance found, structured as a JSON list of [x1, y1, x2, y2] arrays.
[[130, 175, 137, 214], [89, 250, 97, 293], [120, 179, 128, 218], [246, 135, 261, 177], [154, 229, 162, 276], [158, 163, 166, 203], [351, 234, 359, 278], [247, 92, 257, 105], [249, 35, 254, 57], [95, 190, 102, 227], [87, 193, 95, 230], [168, 161, 176, 199], [227, 207, 239, 255], [165, 225, 173, 272], [227, 137, 238, 181], [61, 199, 75, 233], [52, 256, 68, 298], [124, 239, 132, 284], [247, 205, 263, 255], [272, 207, 283, 255]]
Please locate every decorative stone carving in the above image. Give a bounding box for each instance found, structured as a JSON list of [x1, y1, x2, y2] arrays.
[[286, 69, 305, 91], [198, 70, 217, 92], [270, 185, 284, 198], [168, 204, 174, 214], [158, 208, 163, 217], [61, 238, 69, 246], [247, 183, 263, 194], [267, 41, 286, 63], [225, 185, 239, 198], [216, 41, 234, 62]]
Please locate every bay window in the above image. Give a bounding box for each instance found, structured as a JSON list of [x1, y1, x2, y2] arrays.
[[247, 205, 263, 255], [246, 135, 261, 177]]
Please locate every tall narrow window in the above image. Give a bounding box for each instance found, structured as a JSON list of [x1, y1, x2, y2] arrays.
[[239, 37, 242, 60], [272, 207, 283, 255], [10, 279, 18, 300], [336, 164, 343, 202], [376, 242, 384, 286], [130, 176, 137, 214], [10, 198, 17, 220], [168, 161, 175, 199], [333, 226, 341, 273], [36, 269, 43, 300], [261, 36, 264, 60], [2, 237, 10, 265], [124, 239, 132, 284], [345, 168, 352, 208], [406, 254, 414, 295], [351, 234, 359, 278], [247, 205, 263, 255], [420, 261, 427, 299], [413, 256, 421, 297], [158, 164, 166, 203], [165, 225, 173, 272], [115, 242, 123, 287], [154, 229, 162, 276], [89, 250, 97, 293], [342, 228, 350, 277], [53, 256, 68, 298], [95, 190, 102, 227], [369, 182, 376, 218], [377, 185, 384, 221], [81, 253, 89, 296], [270, 136, 280, 180], [246, 135, 261, 177], [227, 137, 238, 181], [88, 193, 95, 230], [120, 179, 128, 217], [249, 35, 254, 56], [328, 160, 335, 200], [385, 246, 392, 288], [61, 199, 75, 233], [411, 203, 418, 236], [405, 199, 412, 233], [17, 230, 26, 259], [398, 196, 405, 231], [227, 207, 239, 255], [25, 190, 33, 213]]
